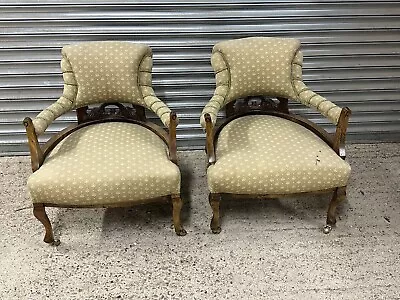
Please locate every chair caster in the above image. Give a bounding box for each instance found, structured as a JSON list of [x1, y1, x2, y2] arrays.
[[211, 227, 221, 234], [45, 238, 60, 246], [211, 222, 221, 234], [51, 239, 61, 246], [175, 228, 187, 236], [323, 224, 332, 234]]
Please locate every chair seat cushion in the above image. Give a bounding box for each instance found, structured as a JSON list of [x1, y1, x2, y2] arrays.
[[28, 122, 180, 206], [207, 115, 351, 194]]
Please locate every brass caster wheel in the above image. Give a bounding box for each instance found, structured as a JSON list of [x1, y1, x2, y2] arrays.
[[175, 228, 187, 236], [211, 222, 222, 234], [211, 227, 221, 234], [45, 238, 60, 246], [51, 239, 61, 246], [323, 225, 332, 234]]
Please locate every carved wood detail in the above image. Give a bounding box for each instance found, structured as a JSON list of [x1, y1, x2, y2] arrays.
[[76, 106, 88, 124], [80, 103, 140, 123], [227, 96, 280, 116]]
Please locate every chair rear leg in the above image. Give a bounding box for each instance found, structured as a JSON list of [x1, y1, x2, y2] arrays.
[[33, 204, 59, 245], [209, 193, 221, 234], [323, 187, 347, 234], [171, 194, 187, 236]]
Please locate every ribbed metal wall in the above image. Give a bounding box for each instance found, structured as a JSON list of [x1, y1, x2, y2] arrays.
[[1, 1, 399, 155]]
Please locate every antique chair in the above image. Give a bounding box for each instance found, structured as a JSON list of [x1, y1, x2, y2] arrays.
[[201, 37, 351, 234], [24, 41, 186, 244]]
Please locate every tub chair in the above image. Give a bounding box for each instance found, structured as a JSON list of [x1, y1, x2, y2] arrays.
[[24, 41, 186, 244], [201, 37, 351, 234]]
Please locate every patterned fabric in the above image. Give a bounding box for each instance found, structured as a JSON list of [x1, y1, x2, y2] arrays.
[[28, 122, 180, 205], [66, 42, 149, 106], [33, 41, 172, 135], [200, 37, 343, 127], [291, 51, 343, 124], [207, 115, 351, 194]]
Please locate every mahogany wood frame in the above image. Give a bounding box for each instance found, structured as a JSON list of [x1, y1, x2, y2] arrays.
[[24, 103, 186, 244], [204, 97, 351, 234]]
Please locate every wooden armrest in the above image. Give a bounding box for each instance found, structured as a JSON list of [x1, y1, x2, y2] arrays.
[[205, 113, 216, 166], [333, 107, 351, 159], [23, 117, 44, 172], [169, 112, 178, 164]]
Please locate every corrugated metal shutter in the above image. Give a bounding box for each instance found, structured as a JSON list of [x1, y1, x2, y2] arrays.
[[1, 0, 399, 155]]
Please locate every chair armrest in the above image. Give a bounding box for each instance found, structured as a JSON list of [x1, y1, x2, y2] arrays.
[[200, 94, 224, 129], [23, 117, 44, 172], [32, 55, 77, 135], [147, 96, 172, 128], [294, 81, 343, 125], [333, 107, 351, 159], [140, 80, 173, 128], [204, 113, 216, 166], [32, 95, 74, 135], [294, 78, 351, 157], [168, 112, 178, 164]]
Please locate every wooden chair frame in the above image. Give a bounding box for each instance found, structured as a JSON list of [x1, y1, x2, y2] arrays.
[[204, 97, 351, 234], [24, 103, 186, 244]]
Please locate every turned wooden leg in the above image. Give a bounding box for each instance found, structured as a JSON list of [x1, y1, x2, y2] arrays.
[[33, 204, 59, 245], [171, 194, 187, 236], [209, 193, 221, 234], [323, 187, 347, 234]]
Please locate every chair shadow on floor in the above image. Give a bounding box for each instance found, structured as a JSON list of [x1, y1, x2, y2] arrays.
[[49, 191, 349, 241], [101, 158, 194, 238], [217, 192, 350, 230], [102, 204, 175, 236]]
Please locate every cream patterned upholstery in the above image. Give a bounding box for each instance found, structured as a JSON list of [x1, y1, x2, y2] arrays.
[[200, 37, 343, 127], [28, 122, 180, 205], [33, 41, 172, 135], [207, 115, 351, 194]]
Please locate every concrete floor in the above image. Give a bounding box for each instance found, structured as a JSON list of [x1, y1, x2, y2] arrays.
[[0, 143, 399, 299]]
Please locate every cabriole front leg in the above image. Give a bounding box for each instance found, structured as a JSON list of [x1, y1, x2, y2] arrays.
[[171, 194, 187, 236], [33, 204, 59, 245], [209, 193, 221, 234], [323, 187, 347, 234]]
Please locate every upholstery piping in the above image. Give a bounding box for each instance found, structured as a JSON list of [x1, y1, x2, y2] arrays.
[[212, 49, 231, 105], [137, 52, 152, 103]]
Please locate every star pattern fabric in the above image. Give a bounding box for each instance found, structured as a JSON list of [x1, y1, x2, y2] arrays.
[[200, 37, 343, 127], [28, 122, 180, 206], [216, 37, 300, 102], [207, 115, 351, 194], [65, 42, 148, 107], [32, 41, 172, 135]]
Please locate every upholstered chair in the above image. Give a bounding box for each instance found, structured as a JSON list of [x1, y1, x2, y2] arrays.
[[200, 37, 351, 234], [24, 41, 186, 244]]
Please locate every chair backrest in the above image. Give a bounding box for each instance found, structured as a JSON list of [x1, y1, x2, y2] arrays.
[[211, 37, 302, 104], [61, 41, 155, 108], [32, 41, 174, 135]]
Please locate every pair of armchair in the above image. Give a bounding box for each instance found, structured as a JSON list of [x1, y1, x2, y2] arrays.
[[24, 38, 351, 244]]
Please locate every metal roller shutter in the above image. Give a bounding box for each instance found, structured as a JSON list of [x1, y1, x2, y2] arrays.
[[1, 0, 399, 155]]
